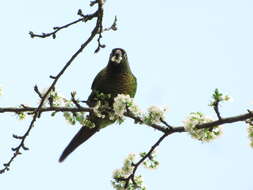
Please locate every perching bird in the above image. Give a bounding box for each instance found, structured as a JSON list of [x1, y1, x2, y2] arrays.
[[59, 48, 137, 162]]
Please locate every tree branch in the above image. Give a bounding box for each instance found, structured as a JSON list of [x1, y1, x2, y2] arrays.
[[0, 0, 105, 174], [0, 106, 92, 114], [0, 103, 252, 178], [123, 133, 169, 188], [29, 9, 98, 39], [0, 106, 252, 134], [117, 110, 253, 188], [172, 111, 253, 133], [0, 105, 253, 134]]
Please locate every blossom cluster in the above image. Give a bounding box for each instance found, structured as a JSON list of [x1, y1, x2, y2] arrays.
[[108, 94, 168, 126], [143, 106, 168, 125], [92, 93, 168, 126], [183, 112, 222, 142], [16, 89, 169, 129], [42, 89, 94, 127], [14, 90, 168, 129], [62, 101, 95, 128], [111, 94, 141, 122], [63, 111, 95, 128], [40, 88, 67, 107], [111, 154, 146, 190], [140, 151, 159, 169], [93, 101, 106, 119]]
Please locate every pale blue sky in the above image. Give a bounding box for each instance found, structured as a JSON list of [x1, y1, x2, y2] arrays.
[[0, 0, 253, 189]]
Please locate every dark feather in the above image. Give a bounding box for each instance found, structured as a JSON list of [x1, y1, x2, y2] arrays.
[[59, 48, 137, 162], [59, 127, 98, 162]]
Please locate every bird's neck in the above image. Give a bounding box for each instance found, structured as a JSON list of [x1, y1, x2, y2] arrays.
[[106, 62, 131, 74]]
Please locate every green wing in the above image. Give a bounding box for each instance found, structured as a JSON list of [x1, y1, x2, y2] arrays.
[[131, 74, 137, 98], [128, 73, 137, 98], [91, 68, 106, 91], [87, 68, 106, 105]]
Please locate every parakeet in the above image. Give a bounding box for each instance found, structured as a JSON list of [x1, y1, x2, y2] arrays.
[[59, 48, 137, 162]]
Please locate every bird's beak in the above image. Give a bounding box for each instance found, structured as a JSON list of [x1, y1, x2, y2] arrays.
[[111, 50, 123, 64]]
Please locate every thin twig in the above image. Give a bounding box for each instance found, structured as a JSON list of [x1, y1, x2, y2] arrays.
[[0, 106, 92, 114], [117, 132, 170, 188], [71, 92, 82, 109], [29, 10, 98, 39], [161, 119, 173, 130], [34, 85, 42, 99], [0, 0, 105, 174], [213, 101, 222, 120]]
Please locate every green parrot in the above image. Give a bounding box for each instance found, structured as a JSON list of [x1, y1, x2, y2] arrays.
[[59, 48, 137, 162]]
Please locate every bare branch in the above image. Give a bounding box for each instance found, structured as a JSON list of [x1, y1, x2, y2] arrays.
[[0, 1, 105, 174], [71, 92, 83, 109], [29, 10, 98, 39], [0, 106, 91, 114], [213, 101, 222, 120], [34, 85, 42, 99]]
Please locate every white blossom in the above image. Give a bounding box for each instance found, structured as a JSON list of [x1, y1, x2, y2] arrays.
[[112, 169, 124, 179], [141, 151, 159, 170], [40, 88, 67, 107], [183, 112, 222, 142], [113, 94, 132, 117], [111, 153, 147, 190], [111, 153, 136, 183], [128, 104, 142, 117], [223, 95, 232, 102], [122, 153, 136, 174], [247, 124, 253, 148], [93, 101, 106, 118], [51, 92, 66, 106], [111, 94, 141, 122], [112, 153, 135, 177], [144, 106, 168, 125]]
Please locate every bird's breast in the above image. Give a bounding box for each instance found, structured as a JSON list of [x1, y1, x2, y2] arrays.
[[97, 73, 135, 97]]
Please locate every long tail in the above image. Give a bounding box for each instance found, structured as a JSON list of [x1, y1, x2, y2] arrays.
[[59, 126, 98, 162]]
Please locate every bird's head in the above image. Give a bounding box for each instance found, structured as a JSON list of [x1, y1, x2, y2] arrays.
[[109, 48, 128, 66]]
